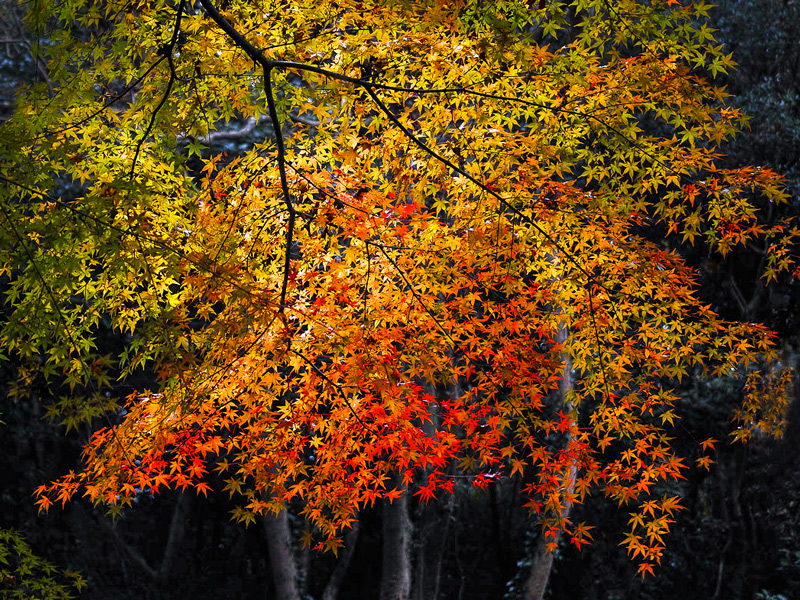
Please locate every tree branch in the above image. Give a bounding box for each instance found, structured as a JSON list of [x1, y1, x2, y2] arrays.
[[129, 0, 186, 181], [178, 115, 271, 145], [157, 493, 190, 580], [322, 521, 360, 600], [94, 514, 158, 580], [263, 63, 296, 313]]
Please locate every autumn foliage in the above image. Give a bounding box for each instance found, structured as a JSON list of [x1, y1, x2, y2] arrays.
[[0, 0, 795, 578]]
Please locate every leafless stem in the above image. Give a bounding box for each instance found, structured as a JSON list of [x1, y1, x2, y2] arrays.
[[129, 0, 186, 181], [178, 115, 271, 145]]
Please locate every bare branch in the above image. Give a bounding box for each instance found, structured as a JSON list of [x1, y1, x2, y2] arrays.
[[178, 115, 272, 145]]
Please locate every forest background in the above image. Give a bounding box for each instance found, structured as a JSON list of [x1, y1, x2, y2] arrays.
[[1, 0, 800, 599]]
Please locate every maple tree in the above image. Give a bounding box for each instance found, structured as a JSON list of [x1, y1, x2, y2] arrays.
[[0, 0, 796, 583]]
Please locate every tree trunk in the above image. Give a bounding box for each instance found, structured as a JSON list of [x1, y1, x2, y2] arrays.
[[381, 472, 412, 600], [322, 520, 360, 600], [523, 322, 575, 600], [412, 495, 452, 600], [412, 383, 453, 600], [524, 538, 557, 600], [263, 510, 301, 600], [94, 493, 190, 580]]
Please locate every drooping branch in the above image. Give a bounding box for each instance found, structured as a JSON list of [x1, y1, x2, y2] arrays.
[[0, 199, 97, 392]]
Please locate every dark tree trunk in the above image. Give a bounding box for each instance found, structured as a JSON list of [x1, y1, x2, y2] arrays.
[[263, 510, 301, 600], [412, 496, 452, 600], [524, 539, 557, 600], [93, 492, 190, 598], [412, 383, 453, 600], [523, 322, 575, 600], [322, 520, 360, 600], [381, 472, 412, 600]]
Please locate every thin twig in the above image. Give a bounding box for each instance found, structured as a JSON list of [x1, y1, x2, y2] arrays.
[[129, 0, 186, 181]]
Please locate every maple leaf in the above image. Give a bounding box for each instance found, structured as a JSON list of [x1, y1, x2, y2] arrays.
[[699, 437, 718, 452], [637, 562, 656, 578], [695, 456, 714, 470]]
